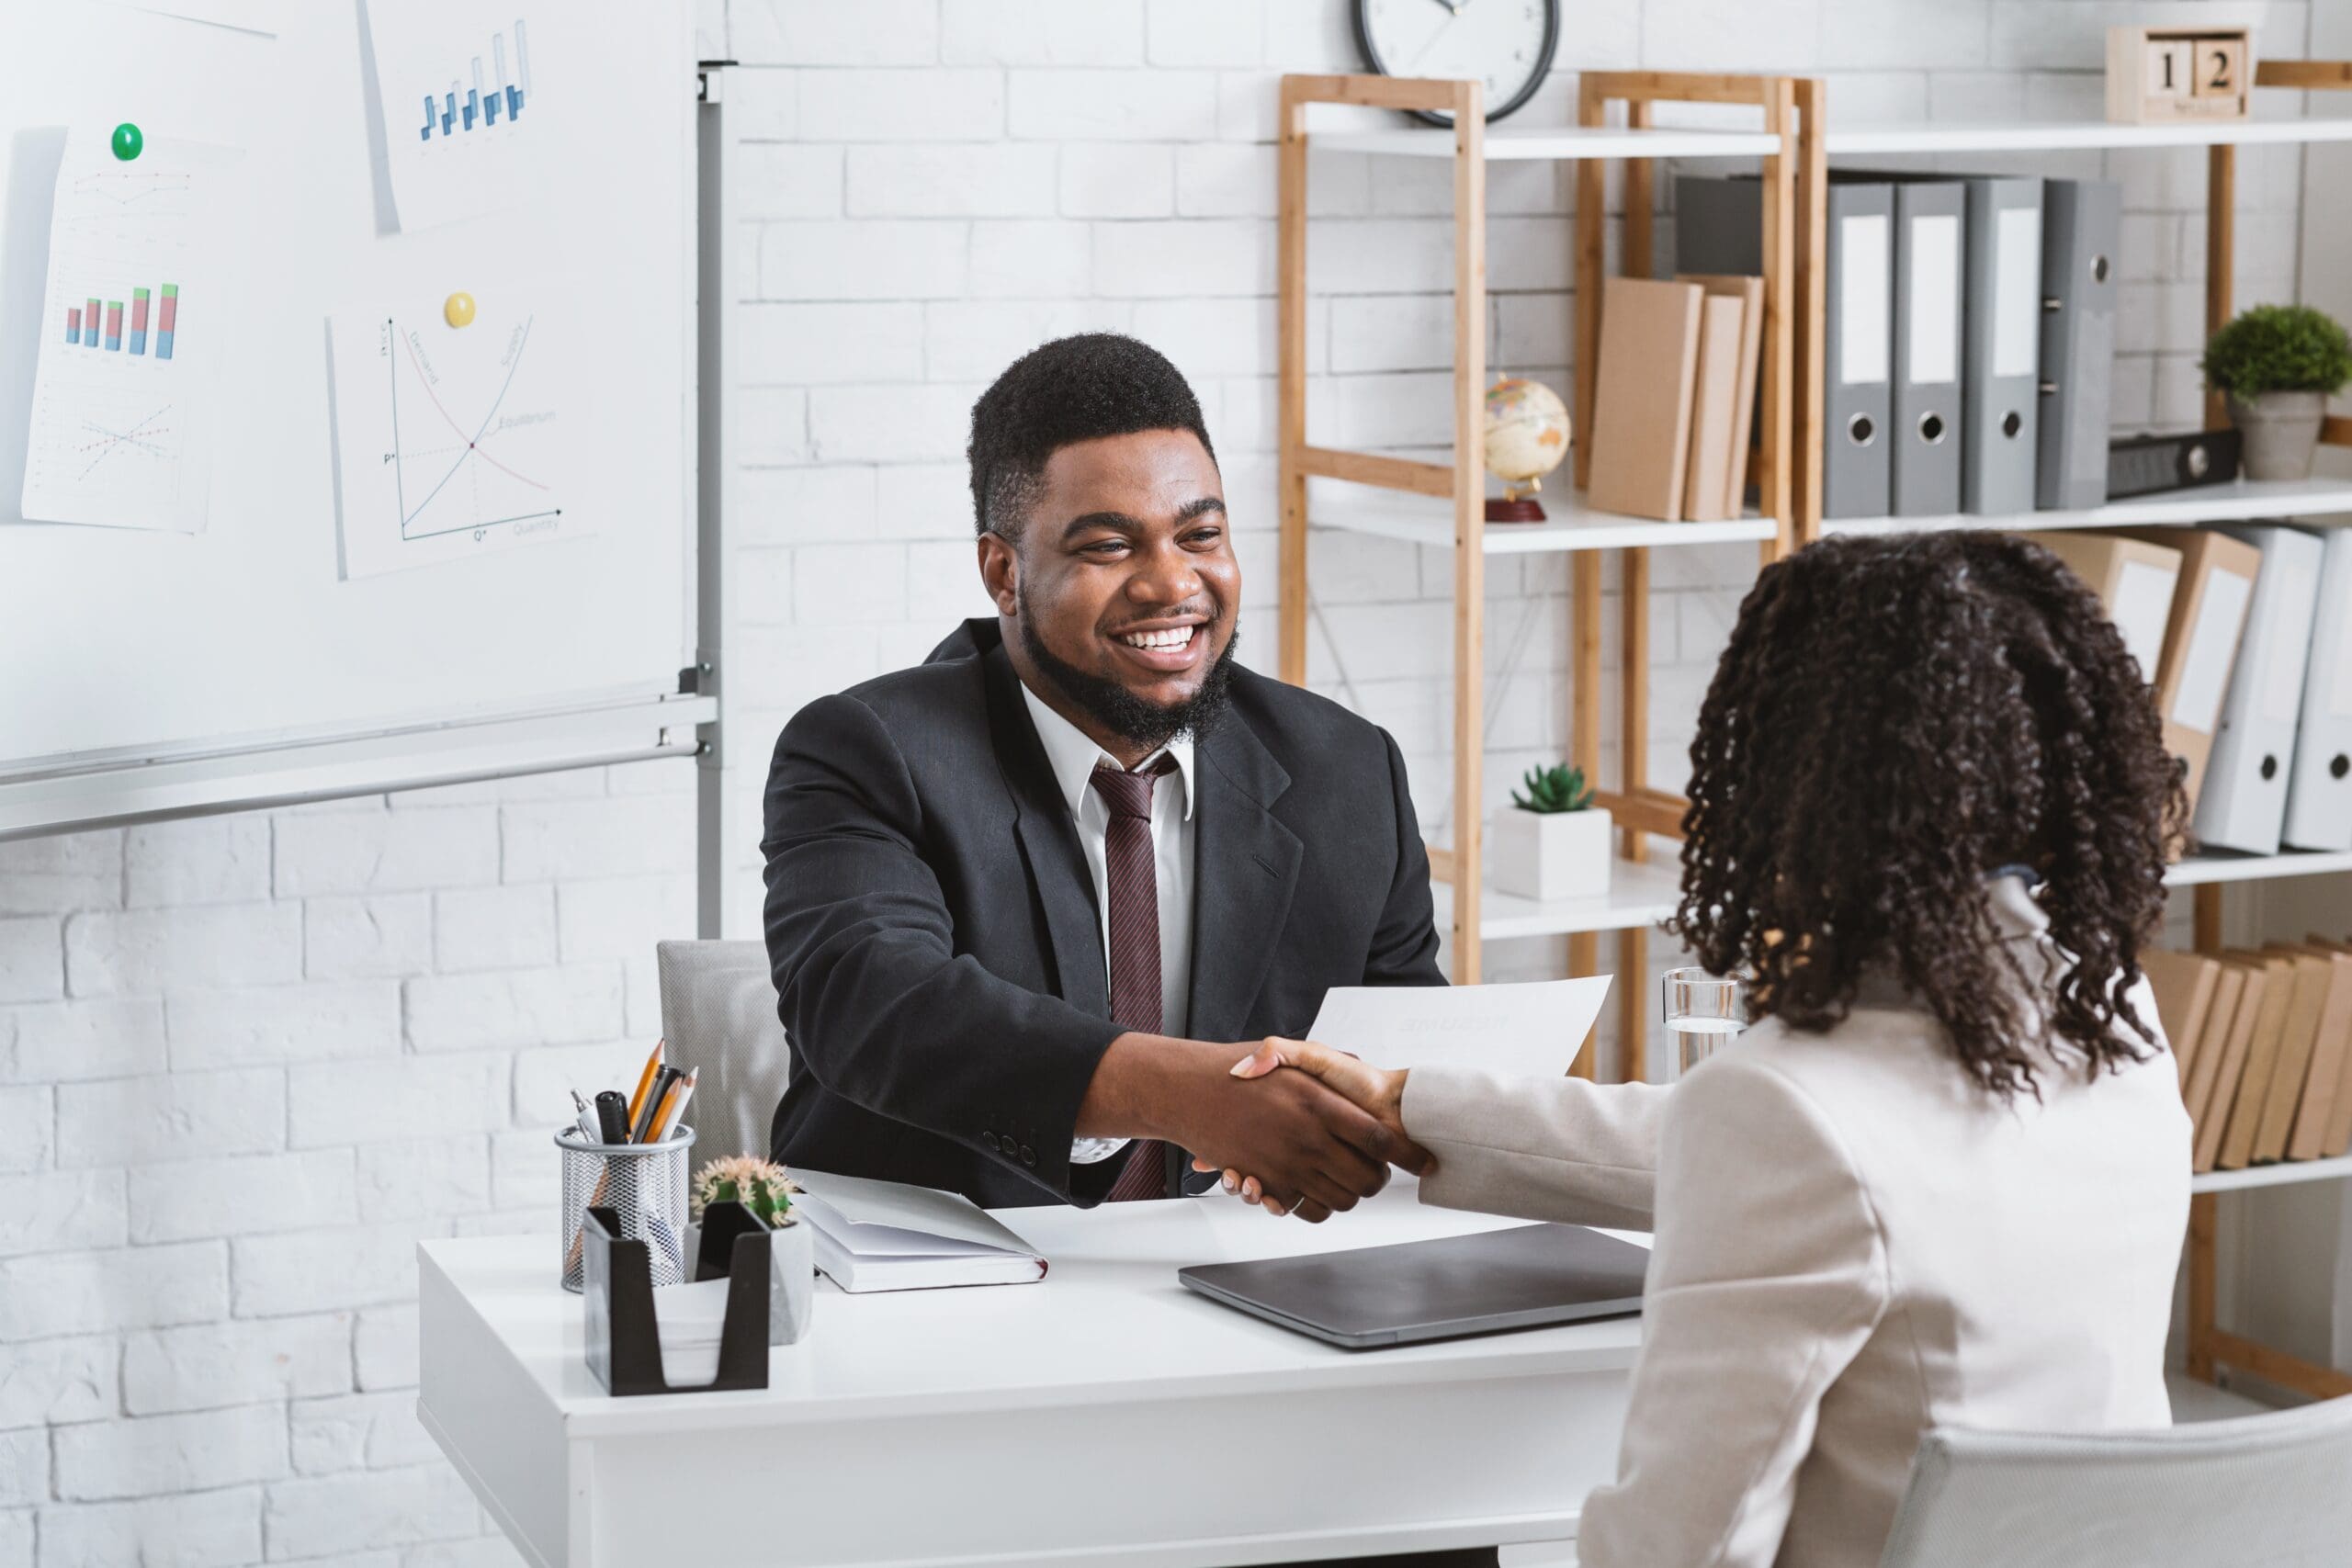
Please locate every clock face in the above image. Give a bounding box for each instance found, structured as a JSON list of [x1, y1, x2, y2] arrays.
[[1353, 0, 1560, 125]]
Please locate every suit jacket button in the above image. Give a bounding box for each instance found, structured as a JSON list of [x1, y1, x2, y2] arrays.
[[981, 1132, 1000, 1153], [1019, 1145, 1036, 1168]]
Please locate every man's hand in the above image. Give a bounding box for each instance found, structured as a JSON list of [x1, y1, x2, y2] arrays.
[[1076, 1034, 1430, 1222], [1195, 1040, 1423, 1217]]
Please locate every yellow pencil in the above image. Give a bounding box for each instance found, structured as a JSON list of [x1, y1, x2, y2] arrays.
[[643, 1066, 698, 1145], [624, 1038, 665, 1125]]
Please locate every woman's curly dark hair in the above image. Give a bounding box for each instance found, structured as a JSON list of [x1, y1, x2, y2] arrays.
[[1668, 531, 2188, 1099]]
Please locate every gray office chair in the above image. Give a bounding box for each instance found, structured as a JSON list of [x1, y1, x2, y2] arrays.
[[1877, 1395, 2352, 1568], [654, 940, 793, 1166]]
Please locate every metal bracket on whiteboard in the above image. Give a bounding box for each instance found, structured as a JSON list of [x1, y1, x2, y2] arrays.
[[697, 61, 735, 102], [0, 694, 718, 841]]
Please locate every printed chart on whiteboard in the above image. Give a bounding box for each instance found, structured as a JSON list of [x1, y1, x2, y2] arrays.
[[366, 0, 548, 231], [329, 300, 571, 579], [18, 132, 239, 534]]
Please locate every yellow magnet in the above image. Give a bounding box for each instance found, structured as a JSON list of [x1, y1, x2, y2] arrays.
[[443, 291, 476, 328]]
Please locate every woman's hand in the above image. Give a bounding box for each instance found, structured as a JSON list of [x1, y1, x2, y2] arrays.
[[1195, 1039, 1427, 1216]]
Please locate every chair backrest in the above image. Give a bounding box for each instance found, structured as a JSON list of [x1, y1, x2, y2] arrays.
[[654, 940, 793, 1168], [1878, 1397, 2352, 1568]]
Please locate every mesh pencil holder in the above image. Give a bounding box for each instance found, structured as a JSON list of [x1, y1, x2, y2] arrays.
[[557, 1126, 694, 1294]]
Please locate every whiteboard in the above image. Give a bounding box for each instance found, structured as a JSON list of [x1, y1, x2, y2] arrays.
[[0, 0, 698, 814]]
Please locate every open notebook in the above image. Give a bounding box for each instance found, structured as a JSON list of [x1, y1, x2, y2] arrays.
[[792, 1170, 1046, 1293]]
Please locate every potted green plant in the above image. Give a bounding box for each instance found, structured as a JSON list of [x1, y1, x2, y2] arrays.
[[2200, 303, 2352, 480], [1491, 763, 1612, 902], [687, 1156, 813, 1345]]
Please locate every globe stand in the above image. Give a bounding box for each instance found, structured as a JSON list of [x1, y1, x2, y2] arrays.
[[1485, 497, 1547, 524]]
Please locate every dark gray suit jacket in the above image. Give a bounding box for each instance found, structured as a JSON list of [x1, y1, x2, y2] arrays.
[[762, 618, 1444, 1209]]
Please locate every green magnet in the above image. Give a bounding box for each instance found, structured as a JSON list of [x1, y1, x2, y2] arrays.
[[111, 123, 142, 161]]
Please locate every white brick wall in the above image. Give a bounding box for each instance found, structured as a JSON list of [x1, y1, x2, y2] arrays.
[[0, 2, 2316, 1562]]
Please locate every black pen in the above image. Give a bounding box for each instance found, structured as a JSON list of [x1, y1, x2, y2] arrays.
[[594, 1089, 631, 1145]]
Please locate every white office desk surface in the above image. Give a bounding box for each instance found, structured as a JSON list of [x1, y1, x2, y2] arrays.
[[418, 1181, 1645, 1568]]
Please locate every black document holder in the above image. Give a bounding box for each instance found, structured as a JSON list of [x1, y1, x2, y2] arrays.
[[582, 1201, 771, 1395]]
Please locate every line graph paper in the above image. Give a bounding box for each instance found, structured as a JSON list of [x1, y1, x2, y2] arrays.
[[331, 301, 571, 578]]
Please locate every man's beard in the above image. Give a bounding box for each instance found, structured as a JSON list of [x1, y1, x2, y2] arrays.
[[1016, 589, 1239, 756]]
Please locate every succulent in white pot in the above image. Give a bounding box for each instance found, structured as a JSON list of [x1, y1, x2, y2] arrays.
[[686, 1156, 813, 1346], [1491, 763, 1613, 902]]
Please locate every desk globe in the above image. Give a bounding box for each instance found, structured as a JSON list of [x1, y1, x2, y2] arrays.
[[1484, 377, 1570, 523]]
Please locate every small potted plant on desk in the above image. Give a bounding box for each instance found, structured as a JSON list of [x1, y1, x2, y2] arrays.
[[2201, 303, 2352, 480], [689, 1156, 813, 1345], [1491, 762, 1612, 902]]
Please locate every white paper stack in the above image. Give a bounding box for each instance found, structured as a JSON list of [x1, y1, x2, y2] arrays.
[[792, 1170, 1046, 1293], [650, 1277, 731, 1386]]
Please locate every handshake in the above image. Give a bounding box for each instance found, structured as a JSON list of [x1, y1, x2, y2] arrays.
[[1169, 1037, 1431, 1224]]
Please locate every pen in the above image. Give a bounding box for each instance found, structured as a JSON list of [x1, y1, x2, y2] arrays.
[[571, 1089, 599, 1144], [629, 1066, 682, 1144], [594, 1089, 631, 1145]]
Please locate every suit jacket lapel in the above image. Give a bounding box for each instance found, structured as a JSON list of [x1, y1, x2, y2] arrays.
[[1186, 715, 1303, 1045], [983, 644, 1109, 1019]]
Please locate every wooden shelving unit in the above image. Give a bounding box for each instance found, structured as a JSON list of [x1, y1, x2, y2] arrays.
[[1276, 71, 1804, 1080]]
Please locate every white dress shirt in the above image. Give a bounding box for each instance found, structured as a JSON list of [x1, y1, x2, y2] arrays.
[[1017, 682, 1197, 1165]]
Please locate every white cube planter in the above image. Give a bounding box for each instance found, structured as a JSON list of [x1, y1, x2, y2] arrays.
[[684, 1213, 816, 1346], [1489, 807, 1613, 902]]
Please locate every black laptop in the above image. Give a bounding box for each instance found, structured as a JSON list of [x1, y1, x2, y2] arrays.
[[1178, 1223, 1648, 1349]]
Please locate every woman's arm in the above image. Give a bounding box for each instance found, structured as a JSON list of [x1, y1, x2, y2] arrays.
[[1577, 1055, 1889, 1568], [1403, 1065, 1667, 1231]]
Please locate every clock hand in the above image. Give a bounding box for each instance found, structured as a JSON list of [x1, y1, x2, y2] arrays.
[[1402, 7, 1460, 69]]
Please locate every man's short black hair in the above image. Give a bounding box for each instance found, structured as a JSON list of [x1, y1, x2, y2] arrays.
[[967, 333, 1216, 541]]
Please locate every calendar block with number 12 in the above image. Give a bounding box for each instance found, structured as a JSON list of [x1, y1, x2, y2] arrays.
[[2108, 25, 2251, 124]]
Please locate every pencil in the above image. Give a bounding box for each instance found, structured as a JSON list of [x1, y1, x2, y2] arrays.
[[644, 1066, 698, 1145], [624, 1039, 665, 1125]]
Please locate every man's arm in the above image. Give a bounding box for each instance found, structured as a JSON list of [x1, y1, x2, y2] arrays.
[[765, 694, 1419, 1211], [1364, 728, 1446, 987], [763, 694, 1125, 1199]]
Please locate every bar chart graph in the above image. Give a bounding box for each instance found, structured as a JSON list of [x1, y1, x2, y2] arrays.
[[59, 281, 182, 357], [419, 18, 529, 141]]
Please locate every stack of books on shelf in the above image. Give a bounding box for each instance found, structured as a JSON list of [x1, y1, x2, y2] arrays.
[[2145, 942, 2352, 1173], [2029, 527, 2352, 851], [1584, 274, 1763, 523]]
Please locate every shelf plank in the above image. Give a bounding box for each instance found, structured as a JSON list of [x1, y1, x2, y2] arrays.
[[2166, 849, 2352, 887], [1817, 478, 2352, 540], [1308, 479, 1777, 555], [1431, 855, 1683, 940], [1825, 116, 2352, 155], [1312, 124, 1783, 162], [2191, 1153, 2352, 1194]]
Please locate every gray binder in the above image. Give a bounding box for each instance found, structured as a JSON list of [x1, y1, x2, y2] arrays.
[[1890, 180, 1965, 515], [1672, 173, 1764, 277], [1962, 176, 2044, 515], [1824, 182, 1894, 520], [2038, 178, 2122, 511]]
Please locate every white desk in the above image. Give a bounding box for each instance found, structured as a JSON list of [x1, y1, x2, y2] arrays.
[[418, 1184, 1643, 1567]]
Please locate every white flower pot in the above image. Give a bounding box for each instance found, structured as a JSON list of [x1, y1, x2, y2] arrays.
[[2227, 389, 2326, 480], [1489, 807, 1613, 902], [684, 1213, 816, 1347]]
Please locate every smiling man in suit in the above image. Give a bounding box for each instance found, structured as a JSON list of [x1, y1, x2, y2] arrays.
[[763, 333, 1445, 1222]]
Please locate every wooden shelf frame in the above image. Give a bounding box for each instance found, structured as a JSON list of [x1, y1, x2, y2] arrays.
[[1276, 72, 1806, 1084]]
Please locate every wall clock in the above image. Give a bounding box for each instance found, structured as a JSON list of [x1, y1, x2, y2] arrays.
[[1351, 0, 1562, 127]]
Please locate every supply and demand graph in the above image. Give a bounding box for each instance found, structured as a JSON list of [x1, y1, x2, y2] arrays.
[[330, 302, 570, 578]]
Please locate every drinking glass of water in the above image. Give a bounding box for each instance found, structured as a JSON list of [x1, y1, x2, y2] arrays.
[[1662, 967, 1745, 1080]]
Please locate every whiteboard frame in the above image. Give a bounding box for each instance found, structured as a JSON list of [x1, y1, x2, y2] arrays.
[[0, 28, 724, 900]]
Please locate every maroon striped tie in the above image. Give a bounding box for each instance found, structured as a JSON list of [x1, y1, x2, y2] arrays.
[[1092, 759, 1173, 1202]]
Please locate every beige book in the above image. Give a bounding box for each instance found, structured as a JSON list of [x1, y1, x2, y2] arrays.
[[2283, 943, 2352, 1159], [2192, 962, 2266, 1172], [1587, 277, 1704, 521], [2249, 951, 2332, 1163], [2218, 954, 2296, 1170], [2140, 947, 2220, 1091], [1679, 295, 1746, 523], [2309, 939, 2352, 1156], [2023, 533, 2182, 692], [1679, 275, 1764, 519], [2122, 528, 2264, 814], [2181, 964, 2244, 1150]]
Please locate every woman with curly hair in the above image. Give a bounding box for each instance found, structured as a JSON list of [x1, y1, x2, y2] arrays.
[[1228, 531, 2193, 1568]]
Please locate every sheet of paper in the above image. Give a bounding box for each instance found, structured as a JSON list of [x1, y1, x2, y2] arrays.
[[119, 0, 287, 33], [327, 300, 572, 577], [1306, 976, 1614, 1079], [17, 131, 241, 534], [365, 0, 550, 232]]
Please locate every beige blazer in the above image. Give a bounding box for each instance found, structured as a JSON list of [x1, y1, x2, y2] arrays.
[[1402, 878, 2191, 1568]]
